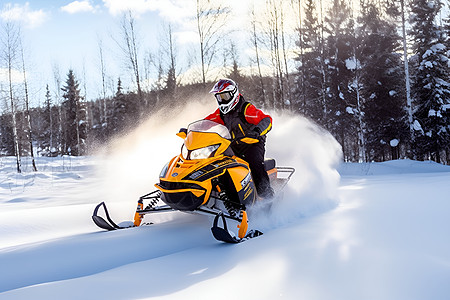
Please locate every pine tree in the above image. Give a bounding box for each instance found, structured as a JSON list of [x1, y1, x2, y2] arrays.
[[61, 70, 86, 156], [323, 0, 357, 160], [358, 2, 408, 161], [295, 0, 325, 123], [165, 66, 176, 101], [410, 0, 450, 162], [42, 84, 54, 154], [442, 9, 450, 162], [109, 78, 130, 135], [0, 114, 14, 156]]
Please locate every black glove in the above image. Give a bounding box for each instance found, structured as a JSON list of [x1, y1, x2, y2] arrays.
[[246, 128, 260, 139]]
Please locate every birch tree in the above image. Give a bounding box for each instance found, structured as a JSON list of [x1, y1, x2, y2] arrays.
[[1, 21, 21, 172], [196, 0, 230, 85], [98, 38, 108, 126], [116, 11, 144, 109], [249, 7, 267, 107], [19, 37, 37, 171]]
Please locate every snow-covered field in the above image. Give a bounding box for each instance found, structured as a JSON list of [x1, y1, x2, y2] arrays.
[[1, 113, 450, 299]]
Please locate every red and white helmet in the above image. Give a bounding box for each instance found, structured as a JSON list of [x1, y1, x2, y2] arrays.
[[210, 78, 240, 114]]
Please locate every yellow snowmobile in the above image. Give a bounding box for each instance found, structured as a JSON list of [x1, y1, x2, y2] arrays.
[[92, 119, 294, 243]]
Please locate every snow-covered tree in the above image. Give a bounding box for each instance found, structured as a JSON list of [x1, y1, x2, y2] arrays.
[[323, 0, 357, 160], [295, 0, 326, 123], [410, 0, 450, 162], [358, 2, 409, 161]]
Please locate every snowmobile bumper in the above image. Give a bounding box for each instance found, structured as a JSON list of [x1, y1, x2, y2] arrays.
[[155, 181, 207, 211]]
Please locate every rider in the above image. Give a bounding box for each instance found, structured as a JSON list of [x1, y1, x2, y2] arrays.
[[205, 78, 274, 199]]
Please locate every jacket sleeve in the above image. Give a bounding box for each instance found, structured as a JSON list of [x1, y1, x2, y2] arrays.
[[204, 108, 224, 125], [244, 104, 272, 136]]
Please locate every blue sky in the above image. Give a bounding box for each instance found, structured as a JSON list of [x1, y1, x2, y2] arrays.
[[0, 1, 192, 104], [0, 0, 269, 106], [1, 0, 449, 108]]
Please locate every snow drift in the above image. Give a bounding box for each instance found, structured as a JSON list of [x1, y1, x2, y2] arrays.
[[13, 104, 428, 299]]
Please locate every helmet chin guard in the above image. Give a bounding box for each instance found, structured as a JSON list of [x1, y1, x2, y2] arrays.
[[210, 79, 240, 114], [218, 94, 240, 114]]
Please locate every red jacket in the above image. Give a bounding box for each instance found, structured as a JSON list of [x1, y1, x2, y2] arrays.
[[205, 98, 272, 138]]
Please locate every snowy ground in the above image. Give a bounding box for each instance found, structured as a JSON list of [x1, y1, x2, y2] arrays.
[[1, 113, 450, 299]]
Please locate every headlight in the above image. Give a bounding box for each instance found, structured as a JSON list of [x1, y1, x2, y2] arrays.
[[188, 144, 220, 160], [181, 144, 189, 160], [159, 162, 170, 178]]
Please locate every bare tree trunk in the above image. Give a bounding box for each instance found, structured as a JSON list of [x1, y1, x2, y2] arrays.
[[20, 39, 37, 171], [250, 7, 267, 107], [264, 0, 284, 110], [45, 84, 53, 151], [9, 70, 21, 173], [196, 0, 230, 85], [2, 22, 21, 173], [98, 38, 108, 125], [295, 0, 306, 113], [118, 11, 144, 109], [351, 1, 366, 162], [280, 5, 292, 110], [319, 0, 328, 128], [53, 64, 63, 155], [161, 23, 178, 100], [400, 0, 414, 152], [196, 0, 206, 85]]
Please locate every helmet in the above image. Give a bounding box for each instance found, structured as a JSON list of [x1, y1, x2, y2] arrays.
[[209, 78, 240, 114]]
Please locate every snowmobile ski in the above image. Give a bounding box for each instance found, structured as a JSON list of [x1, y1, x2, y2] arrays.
[[211, 212, 263, 243], [92, 202, 122, 231]]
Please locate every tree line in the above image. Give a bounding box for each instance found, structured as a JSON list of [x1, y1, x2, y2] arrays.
[[1, 0, 449, 173]]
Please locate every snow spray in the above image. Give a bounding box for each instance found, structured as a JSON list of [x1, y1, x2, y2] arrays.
[[94, 98, 217, 219], [250, 111, 343, 231], [96, 101, 342, 224]]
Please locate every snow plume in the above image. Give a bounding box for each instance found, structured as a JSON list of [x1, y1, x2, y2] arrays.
[[96, 103, 342, 225], [95, 99, 216, 219], [251, 112, 343, 230]]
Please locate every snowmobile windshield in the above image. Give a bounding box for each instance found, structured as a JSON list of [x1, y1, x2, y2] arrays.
[[187, 120, 231, 140]]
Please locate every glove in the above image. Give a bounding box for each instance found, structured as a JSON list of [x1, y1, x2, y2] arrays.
[[247, 126, 261, 139], [176, 127, 188, 139], [246, 130, 260, 139]]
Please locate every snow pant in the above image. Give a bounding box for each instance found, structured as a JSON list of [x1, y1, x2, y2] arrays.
[[233, 140, 274, 199]]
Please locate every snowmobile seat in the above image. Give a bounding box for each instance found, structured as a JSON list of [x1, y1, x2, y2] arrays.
[[264, 158, 276, 171]]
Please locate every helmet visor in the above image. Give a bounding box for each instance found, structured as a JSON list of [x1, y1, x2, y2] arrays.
[[215, 91, 234, 104]]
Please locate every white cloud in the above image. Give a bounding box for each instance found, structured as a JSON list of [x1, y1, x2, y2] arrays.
[[61, 1, 96, 14], [0, 2, 47, 28], [102, 0, 158, 16], [174, 30, 198, 45], [102, 0, 193, 22], [0, 68, 23, 85]]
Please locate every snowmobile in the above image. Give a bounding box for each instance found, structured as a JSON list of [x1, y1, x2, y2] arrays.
[[92, 119, 295, 243]]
